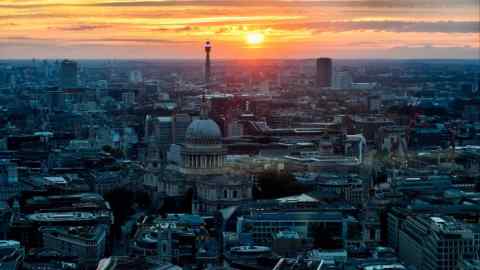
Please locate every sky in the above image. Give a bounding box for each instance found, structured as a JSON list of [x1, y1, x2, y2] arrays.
[[1, 0, 479, 59]]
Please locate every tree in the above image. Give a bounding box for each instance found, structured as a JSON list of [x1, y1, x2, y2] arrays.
[[104, 188, 135, 238], [102, 145, 114, 153], [311, 223, 344, 250], [135, 191, 152, 209], [102, 145, 124, 159], [253, 170, 309, 199]]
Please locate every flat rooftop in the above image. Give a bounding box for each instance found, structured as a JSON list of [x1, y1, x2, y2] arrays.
[[40, 225, 106, 241], [246, 211, 344, 222], [28, 211, 97, 222]]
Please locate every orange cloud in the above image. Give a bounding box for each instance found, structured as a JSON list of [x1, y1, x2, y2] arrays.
[[0, 0, 478, 58]]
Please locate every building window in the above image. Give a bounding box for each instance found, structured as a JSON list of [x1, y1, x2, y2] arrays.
[[233, 190, 238, 198], [224, 190, 228, 198]]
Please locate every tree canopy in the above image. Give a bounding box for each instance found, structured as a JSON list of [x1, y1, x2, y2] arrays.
[[253, 170, 309, 199], [104, 188, 151, 238], [311, 223, 344, 250]]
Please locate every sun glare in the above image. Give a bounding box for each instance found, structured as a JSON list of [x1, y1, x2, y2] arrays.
[[246, 32, 265, 46]]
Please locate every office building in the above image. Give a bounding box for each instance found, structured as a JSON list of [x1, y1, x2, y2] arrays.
[[121, 91, 136, 107], [227, 120, 244, 137], [237, 211, 354, 246], [398, 215, 480, 270], [8, 193, 113, 250], [0, 201, 11, 239], [461, 259, 480, 270], [129, 70, 143, 84], [271, 230, 306, 257], [173, 113, 191, 144], [0, 240, 24, 270], [368, 95, 382, 112], [316, 58, 332, 88], [131, 214, 207, 267], [0, 160, 17, 185], [0, 160, 20, 201], [333, 70, 353, 90], [59, 59, 78, 89], [144, 80, 160, 94], [47, 90, 66, 111], [40, 225, 108, 266], [97, 256, 182, 270], [145, 115, 174, 147]]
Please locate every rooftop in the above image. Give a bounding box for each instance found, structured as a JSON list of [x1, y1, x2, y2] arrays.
[[164, 213, 204, 226], [246, 211, 345, 222], [28, 211, 99, 222], [0, 240, 21, 250], [40, 225, 107, 241], [362, 264, 407, 270], [276, 194, 319, 204], [97, 256, 182, 270], [429, 215, 471, 234], [274, 230, 301, 239]]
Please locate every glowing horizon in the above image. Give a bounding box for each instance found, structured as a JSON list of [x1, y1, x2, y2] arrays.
[[1, 0, 479, 59]]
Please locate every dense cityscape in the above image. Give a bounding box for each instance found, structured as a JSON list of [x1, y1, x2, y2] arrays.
[[0, 38, 479, 270]]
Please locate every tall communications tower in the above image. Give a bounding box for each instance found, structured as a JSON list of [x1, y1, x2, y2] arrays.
[[204, 41, 211, 87]]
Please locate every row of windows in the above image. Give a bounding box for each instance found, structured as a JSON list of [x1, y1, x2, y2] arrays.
[[224, 190, 238, 199]]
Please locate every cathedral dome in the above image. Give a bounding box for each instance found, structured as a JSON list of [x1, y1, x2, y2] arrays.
[[182, 117, 225, 172], [185, 119, 222, 142]]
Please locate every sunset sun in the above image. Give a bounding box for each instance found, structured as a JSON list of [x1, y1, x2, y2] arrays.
[[246, 32, 265, 46]]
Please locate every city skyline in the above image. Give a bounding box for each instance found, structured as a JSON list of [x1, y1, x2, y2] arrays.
[[0, 8, 480, 267], [1, 0, 479, 59]]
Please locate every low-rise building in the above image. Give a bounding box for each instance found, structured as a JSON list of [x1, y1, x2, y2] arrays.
[[40, 225, 108, 266], [97, 256, 182, 270], [272, 230, 307, 257], [130, 213, 212, 268], [237, 211, 356, 246], [0, 240, 24, 270], [461, 259, 480, 270]]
